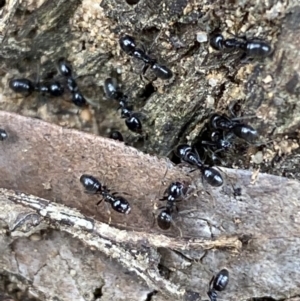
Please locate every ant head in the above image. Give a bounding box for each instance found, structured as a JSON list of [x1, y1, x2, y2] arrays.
[[174, 144, 192, 159], [119, 35, 136, 55], [210, 33, 224, 50], [57, 57, 73, 78], [168, 182, 185, 198], [209, 114, 232, 131], [110, 130, 124, 142]]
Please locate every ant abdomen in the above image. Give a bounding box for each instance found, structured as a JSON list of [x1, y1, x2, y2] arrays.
[[157, 209, 172, 230], [152, 63, 173, 80], [231, 124, 258, 143], [9, 78, 35, 95], [202, 167, 223, 187], [110, 196, 131, 214], [245, 40, 272, 58], [80, 174, 101, 194]]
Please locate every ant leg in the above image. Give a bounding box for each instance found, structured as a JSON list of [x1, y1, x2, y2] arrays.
[[155, 165, 170, 203], [227, 31, 246, 40], [84, 190, 100, 195], [82, 94, 100, 108], [231, 114, 257, 122], [201, 140, 217, 147], [98, 200, 112, 224], [228, 100, 239, 118], [148, 30, 164, 53], [151, 211, 157, 227], [209, 275, 215, 288], [96, 198, 103, 206], [140, 64, 156, 83], [194, 147, 206, 162], [171, 219, 183, 237]]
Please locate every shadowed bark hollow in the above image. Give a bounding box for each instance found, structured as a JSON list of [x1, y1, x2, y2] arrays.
[[0, 0, 300, 300]]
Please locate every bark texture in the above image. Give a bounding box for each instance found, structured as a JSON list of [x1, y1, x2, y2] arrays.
[[0, 112, 300, 301], [0, 0, 300, 300]]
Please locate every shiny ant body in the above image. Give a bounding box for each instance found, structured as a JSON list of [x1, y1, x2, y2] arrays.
[[109, 130, 124, 142], [199, 128, 235, 153], [207, 269, 229, 301], [120, 107, 143, 134], [209, 113, 257, 143], [9, 78, 64, 98], [194, 113, 257, 165], [104, 77, 143, 134], [104, 78, 129, 109], [0, 129, 8, 141], [210, 33, 272, 58], [80, 174, 131, 214], [175, 144, 223, 187], [57, 58, 87, 107], [0, 0, 5, 9], [119, 35, 173, 80], [157, 182, 185, 230]]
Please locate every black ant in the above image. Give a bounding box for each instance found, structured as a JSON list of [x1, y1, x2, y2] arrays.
[[157, 182, 185, 230], [175, 144, 223, 187], [80, 174, 131, 214], [196, 128, 236, 166], [210, 33, 272, 58], [57, 58, 87, 107], [104, 77, 129, 109], [207, 269, 229, 301], [0, 128, 8, 141], [9, 78, 35, 96], [9, 78, 64, 98], [119, 35, 173, 80], [209, 113, 257, 143], [120, 107, 143, 134], [104, 77, 143, 134], [199, 128, 235, 154], [109, 130, 124, 142]]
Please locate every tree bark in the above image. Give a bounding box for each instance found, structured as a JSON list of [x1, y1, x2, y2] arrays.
[[0, 0, 300, 300], [0, 112, 300, 301]]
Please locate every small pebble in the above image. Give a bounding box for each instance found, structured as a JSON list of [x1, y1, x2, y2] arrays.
[[196, 31, 208, 43]]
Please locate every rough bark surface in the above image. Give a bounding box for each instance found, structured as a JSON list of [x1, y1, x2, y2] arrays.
[[0, 112, 300, 301], [0, 0, 300, 300]]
